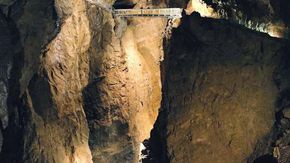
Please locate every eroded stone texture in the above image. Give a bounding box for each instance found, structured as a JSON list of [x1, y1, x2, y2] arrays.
[[82, 1, 166, 162], [0, 4, 57, 160], [12, 0, 57, 95], [147, 14, 289, 163], [20, 0, 93, 162], [1, 0, 167, 161], [83, 5, 133, 162], [0, 0, 94, 162], [122, 6, 166, 145]]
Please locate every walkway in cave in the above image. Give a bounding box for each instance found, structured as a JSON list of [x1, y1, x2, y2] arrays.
[[86, 0, 183, 19], [113, 8, 183, 19]]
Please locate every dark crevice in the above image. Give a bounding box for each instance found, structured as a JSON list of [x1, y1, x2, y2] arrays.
[[0, 8, 25, 163], [113, 0, 136, 9], [253, 154, 278, 163], [248, 43, 290, 163], [0, 0, 59, 162]]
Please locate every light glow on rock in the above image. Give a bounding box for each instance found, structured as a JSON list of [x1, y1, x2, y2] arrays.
[[267, 23, 288, 38], [185, 0, 220, 18], [185, 0, 289, 39], [139, 142, 147, 162]]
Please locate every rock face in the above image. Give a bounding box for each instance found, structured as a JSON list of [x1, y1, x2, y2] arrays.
[[1, 0, 93, 162], [0, 0, 165, 162], [184, 0, 290, 38], [146, 13, 289, 163], [22, 0, 93, 162], [82, 1, 166, 161], [0, 8, 16, 153]]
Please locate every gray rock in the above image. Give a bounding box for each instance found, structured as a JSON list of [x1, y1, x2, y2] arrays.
[[0, 81, 8, 129], [114, 17, 127, 38], [0, 0, 14, 5], [0, 129, 2, 153], [283, 108, 290, 119]]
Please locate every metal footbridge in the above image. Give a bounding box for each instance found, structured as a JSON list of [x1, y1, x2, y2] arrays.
[[113, 8, 183, 19], [85, 0, 183, 19]]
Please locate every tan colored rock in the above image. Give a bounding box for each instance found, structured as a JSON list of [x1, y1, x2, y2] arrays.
[[82, 0, 167, 161], [20, 0, 93, 162], [122, 15, 166, 144]]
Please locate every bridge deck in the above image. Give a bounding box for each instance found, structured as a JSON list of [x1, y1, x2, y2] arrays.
[[113, 8, 183, 19]]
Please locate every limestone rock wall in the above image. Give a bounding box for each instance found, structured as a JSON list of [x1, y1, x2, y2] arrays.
[[21, 0, 93, 162], [0, 0, 166, 162], [83, 1, 166, 162]]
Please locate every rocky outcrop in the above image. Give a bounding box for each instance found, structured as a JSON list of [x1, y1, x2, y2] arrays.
[[146, 13, 290, 163], [83, 1, 166, 162], [0, 0, 166, 162], [1, 0, 93, 162], [184, 0, 290, 38]]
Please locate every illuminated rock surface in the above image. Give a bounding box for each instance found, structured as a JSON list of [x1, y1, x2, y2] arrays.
[[184, 0, 290, 38], [0, 0, 164, 162]]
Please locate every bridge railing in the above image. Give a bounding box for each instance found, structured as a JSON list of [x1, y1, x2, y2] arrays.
[[113, 8, 183, 19]]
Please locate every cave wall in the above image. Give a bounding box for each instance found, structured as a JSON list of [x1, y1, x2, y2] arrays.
[[184, 0, 290, 38], [83, 1, 166, 161], [22, 0, 93, 162], [0, 0, 166, 162], [0, 0, 290, 162], [147, 13, 290, 163], [0, 7, 16, 154]]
